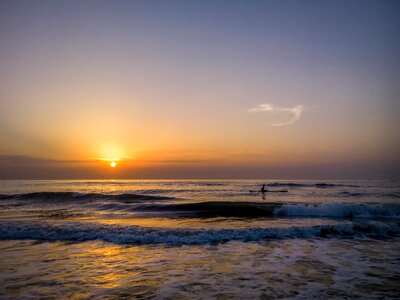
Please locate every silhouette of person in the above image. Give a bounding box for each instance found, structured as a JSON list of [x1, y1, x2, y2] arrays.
[[261, 184, 267, 193]]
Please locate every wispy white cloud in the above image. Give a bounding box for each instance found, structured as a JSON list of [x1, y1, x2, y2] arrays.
[[248, 103, 304, 126]]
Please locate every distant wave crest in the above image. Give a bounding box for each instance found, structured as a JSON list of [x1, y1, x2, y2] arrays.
[[266, 182, 360, 188], [0, 192, 174, 203]]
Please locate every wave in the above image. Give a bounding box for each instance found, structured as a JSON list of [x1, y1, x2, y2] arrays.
[[338, 191, 363, 197], [2, 192, 399, 220], [384, 192, 400, 199], [274, 203, 400, 219], [337, 191, 400, 199], [0, 221, 398, 245], [267, 183, 306, 188], [132, 201, 280, 217], [0, 192, 174, 203], [124, 202, 400, 219], [266, 182, 360, 188]]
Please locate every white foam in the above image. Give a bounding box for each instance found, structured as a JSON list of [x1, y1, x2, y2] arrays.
[[0, 220, 398, 245], [274, 202, 400, 219]]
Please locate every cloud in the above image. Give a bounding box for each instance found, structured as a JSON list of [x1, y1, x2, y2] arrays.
[[157, 159, 217, 164], [248, 103, 304, 126], [0, 155, 94, 165]]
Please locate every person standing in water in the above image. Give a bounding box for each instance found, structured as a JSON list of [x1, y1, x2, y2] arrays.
[[260, 184, 267, 193]]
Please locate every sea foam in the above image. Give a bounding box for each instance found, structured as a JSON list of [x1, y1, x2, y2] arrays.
[[0, 220, 398, 245], [274, 202, 400, 219]]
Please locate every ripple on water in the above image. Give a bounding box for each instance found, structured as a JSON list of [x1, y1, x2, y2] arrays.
[[0, 238, 399, 298]]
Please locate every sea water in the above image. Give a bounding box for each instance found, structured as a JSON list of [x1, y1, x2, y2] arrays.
[[0, 180, 399, 298]]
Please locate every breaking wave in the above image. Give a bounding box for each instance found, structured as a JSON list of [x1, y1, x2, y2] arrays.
[[274, 203, 400, 219], [1, 191, 400, 219], [125, 202, 400, 219], [0, 221, 398, 245]]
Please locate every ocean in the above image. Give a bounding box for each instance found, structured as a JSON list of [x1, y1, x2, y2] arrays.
[[0, 180, 399, 298]]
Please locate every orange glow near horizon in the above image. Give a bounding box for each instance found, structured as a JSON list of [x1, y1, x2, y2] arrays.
[[0, 0, 399, 180]]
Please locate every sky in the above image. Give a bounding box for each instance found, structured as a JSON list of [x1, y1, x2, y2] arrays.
[[0, 0, 399, 179]]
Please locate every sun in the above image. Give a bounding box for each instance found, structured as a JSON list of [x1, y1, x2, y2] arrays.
[[96, 155, 126, 168]]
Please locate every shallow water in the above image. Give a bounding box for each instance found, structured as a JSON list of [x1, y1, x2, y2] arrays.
[[1, 239, 399, 299], [0, 180, 399, 298]]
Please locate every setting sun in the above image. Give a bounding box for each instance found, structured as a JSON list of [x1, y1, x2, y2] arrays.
[[110, 161, 117, 168]]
